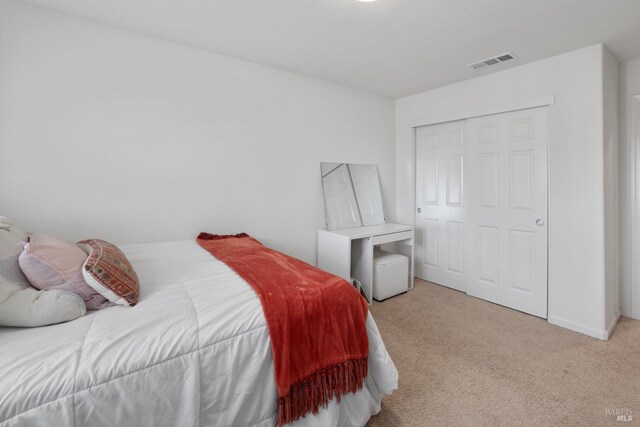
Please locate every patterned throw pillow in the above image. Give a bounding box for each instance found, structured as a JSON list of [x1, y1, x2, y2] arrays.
[[77, 239, 140, 306]]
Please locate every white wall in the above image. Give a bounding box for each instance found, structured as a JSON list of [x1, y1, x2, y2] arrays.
[[619, 57, 640, 319], [396, 44, 614, 339], [0, 0, 395, 265]]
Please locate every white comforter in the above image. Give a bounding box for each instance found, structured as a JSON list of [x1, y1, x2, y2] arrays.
[[0, 240, 397, 427]]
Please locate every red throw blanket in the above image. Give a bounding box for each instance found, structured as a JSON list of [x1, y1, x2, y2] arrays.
[[197, 233, 369, 426]]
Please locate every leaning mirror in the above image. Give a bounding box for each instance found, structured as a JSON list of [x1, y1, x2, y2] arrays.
[[321, 162, 385, 230]]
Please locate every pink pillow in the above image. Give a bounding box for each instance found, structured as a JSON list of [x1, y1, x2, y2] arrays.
[[19, 234, 112, 310]]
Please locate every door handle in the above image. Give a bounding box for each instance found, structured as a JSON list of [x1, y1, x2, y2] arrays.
[[417, 208, 422, 213], [536, 219, 544, 226]]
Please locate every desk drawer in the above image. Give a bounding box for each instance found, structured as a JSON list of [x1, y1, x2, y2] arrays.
[[372, 230, 413, 245]]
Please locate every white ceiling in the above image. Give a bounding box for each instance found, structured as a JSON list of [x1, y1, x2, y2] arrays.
[[17, 0, 640, 98]]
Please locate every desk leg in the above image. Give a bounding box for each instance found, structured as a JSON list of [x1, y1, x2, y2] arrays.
[[410, 237, 415, 289], [351, 237, 373, 304], [392, 238, 415, 290], [317, 231, 351, 281]]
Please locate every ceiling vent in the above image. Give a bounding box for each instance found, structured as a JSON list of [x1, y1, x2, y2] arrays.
[[468, 52, 516, 70]]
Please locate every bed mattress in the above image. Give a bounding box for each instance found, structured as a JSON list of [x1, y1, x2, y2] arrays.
[[0, 240, 397, 426]]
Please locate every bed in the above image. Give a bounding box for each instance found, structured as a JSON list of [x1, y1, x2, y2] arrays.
[[0, 240, 398, 426]]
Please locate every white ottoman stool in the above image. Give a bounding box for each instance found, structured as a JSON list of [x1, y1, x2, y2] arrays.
[[373, 249, 409, 301]]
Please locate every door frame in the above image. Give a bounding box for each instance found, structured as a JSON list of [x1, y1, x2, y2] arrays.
[[630, 94, 640, 319], [410, 97, 555, 306]]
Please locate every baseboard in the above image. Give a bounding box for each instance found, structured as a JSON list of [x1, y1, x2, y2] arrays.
[[604, 310, 622, 340], [547, 316, 608, 340], [621, 308, 639, 320]]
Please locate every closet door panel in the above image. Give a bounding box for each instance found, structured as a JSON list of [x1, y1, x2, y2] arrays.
[[466, 107, 548, 318], [415, 120, 467, 291]]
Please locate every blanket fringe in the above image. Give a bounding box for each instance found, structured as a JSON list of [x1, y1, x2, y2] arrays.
[[197, 232, 249, 241], [276, 357, 368, 427]]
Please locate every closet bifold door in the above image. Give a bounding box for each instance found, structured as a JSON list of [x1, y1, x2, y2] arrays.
[[414, 120, 467, 292], [466, 107, 548, 318]]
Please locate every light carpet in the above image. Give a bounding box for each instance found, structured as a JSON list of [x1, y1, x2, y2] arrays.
[[367, 279, 640, 426]]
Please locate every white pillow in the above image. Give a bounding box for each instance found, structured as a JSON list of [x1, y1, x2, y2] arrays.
[[0, 279, 86, 327], [0, 217, 87, 327], [0, 216, 30, 290], [0, 216, 27, 259]]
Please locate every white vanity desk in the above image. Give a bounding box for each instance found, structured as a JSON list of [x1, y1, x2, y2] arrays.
[[318, 223, 414, 302]]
